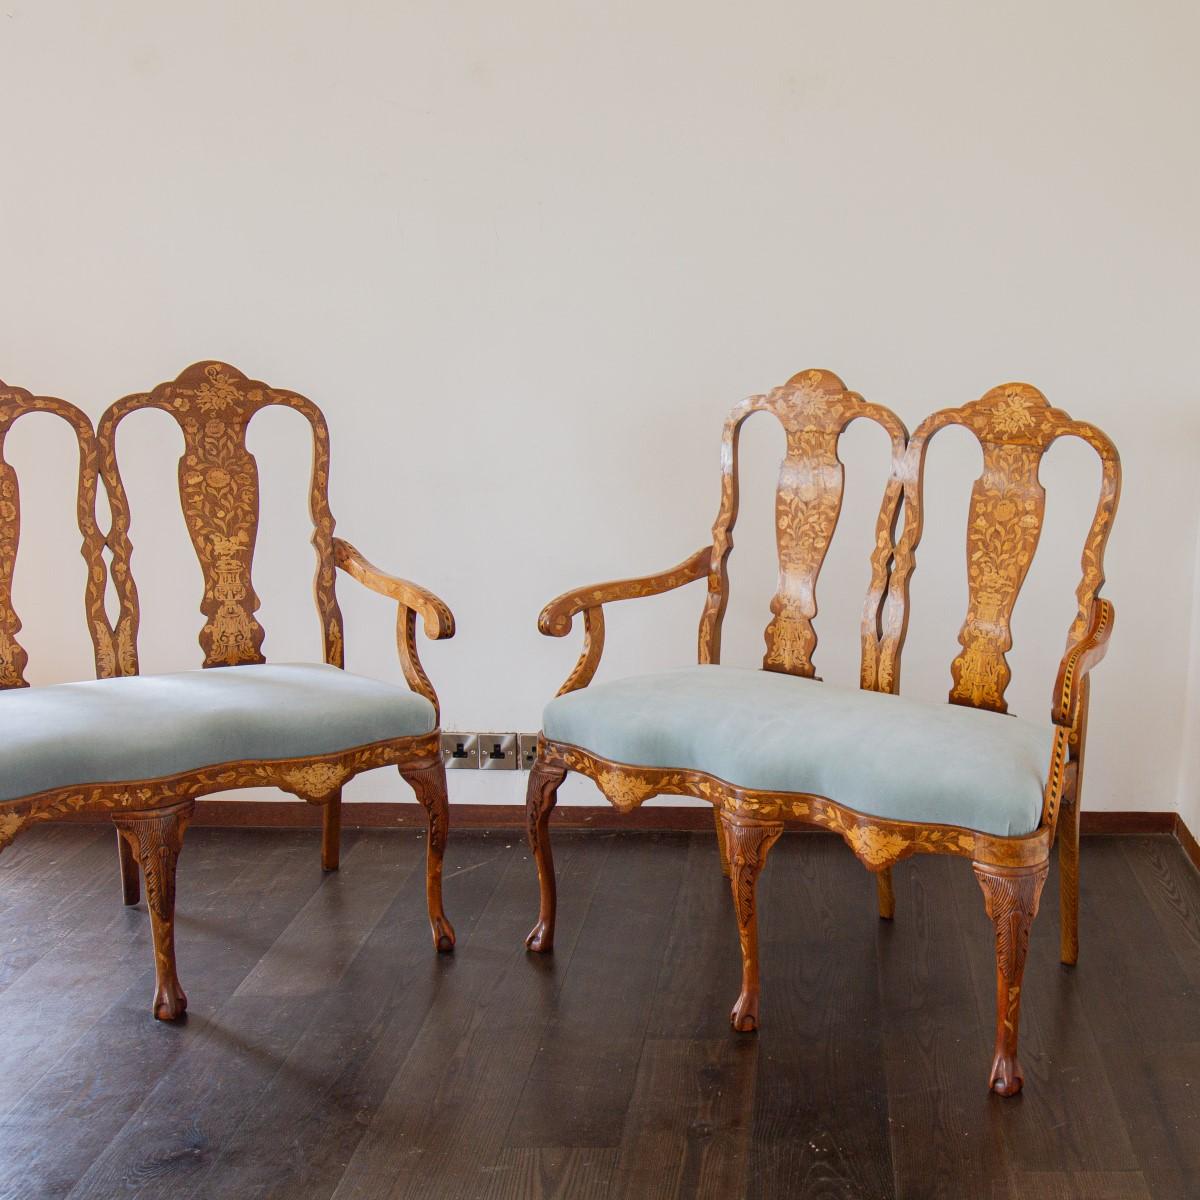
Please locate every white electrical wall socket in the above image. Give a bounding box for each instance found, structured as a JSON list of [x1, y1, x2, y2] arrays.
[[478, 732, 519, 770], [441, 732, 479, 769]]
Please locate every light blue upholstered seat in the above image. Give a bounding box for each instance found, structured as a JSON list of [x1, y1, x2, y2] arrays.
[[0, 663, 435, 803], [543, 666, 1055, 838]]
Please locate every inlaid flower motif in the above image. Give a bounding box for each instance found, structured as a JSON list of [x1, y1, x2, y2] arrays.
[[280, 763, 349, 797], [0, 811, 26, 846], [991, 391, 1038, 436], [596, 770, 654, 811], [194, 367, 242, 413], [845, 823, 909, 867]]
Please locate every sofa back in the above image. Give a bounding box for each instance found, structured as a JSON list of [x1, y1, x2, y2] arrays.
[[696, 369, 909, 682], [0, 383, 112, 688], [867, 383, 1121, 715], [692, 371, 1119, 719], [96, 361, 345, 675]]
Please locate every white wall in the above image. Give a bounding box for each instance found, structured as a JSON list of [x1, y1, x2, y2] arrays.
[[2, 1, 1198, 815]]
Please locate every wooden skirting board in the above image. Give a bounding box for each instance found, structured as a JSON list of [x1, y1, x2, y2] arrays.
[[43, 799, 1198, 866]]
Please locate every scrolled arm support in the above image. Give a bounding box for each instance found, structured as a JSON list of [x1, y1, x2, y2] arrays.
[[1052, 597, 1114, 732], [538, 546, 712, 696], [334, 538, 455, 640], [333, 537, 455, 722]]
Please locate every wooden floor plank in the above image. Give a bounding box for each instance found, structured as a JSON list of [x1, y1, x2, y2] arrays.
[[743, 835, 893, 1200], [610, 1037, 756, 1200], [1073, 838, 1200, 1198], [0, 826, 1194, 1200], [877, 853, 1012, 1200], [1121, 834, 1200, 988], [325, 833, 605, 1200], [185, 829, 521, 1200], [505, 831, 690, 1155], [481, 1147, 619, 1200], [0, 828, 329, 1200], [1010, 1169, 1154, 1199], [59, 832, 375, 1200]]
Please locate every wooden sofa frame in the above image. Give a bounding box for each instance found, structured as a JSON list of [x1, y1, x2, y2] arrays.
[[525, 369, 1120, 1096], [0, 362, 456, 1020]]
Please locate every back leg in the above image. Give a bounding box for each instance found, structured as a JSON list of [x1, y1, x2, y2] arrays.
[[117, 827, 140, 906], [1058, 786, 1080, 964], [321, 788, 342, 872], [714, 806, 731, 878], [1061, 680, 1090, 965], [876, 866, 895, 920]]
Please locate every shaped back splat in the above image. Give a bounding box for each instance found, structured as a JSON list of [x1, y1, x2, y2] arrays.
[[698, 369, 908, 682], [0, 384, 112, 687], [97, 362, 345, 673], [868, 383, 1120, 713]]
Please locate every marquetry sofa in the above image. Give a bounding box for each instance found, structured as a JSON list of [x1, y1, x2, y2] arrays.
[[0, 362, 456, 1021], [525, 369, 1119, 1096]]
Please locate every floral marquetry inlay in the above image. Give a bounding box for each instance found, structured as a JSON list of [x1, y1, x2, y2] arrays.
[[875, 381, 1120, 717], [98, 362, 346, 672], [0, 384, 113, 689], [279, 762, 350, 799], [0, 734, 441, 853], [699, 369, 908, 680]]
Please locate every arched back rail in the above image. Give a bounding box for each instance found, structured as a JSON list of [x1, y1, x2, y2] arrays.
[[0, 384, 112, 687], [697, 368, 909, 684], [96, 361, 345, 673], [872, 382, 1121, 715]]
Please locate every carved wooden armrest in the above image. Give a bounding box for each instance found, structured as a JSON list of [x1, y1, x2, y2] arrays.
[[1052, 597, 1115, 731], [334, 538, 454, 638], [333, 537, 455, 720], [538, 546, 711, 695]]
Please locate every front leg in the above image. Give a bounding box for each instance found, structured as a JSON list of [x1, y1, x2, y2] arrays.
[[400, 762, 456, 952], [524, 760, 567, 953], [973, 859, 1049, 1096], [116, 828, 140, 906], [112, 800, 194, 1021], [721, 812, 783, 1032]]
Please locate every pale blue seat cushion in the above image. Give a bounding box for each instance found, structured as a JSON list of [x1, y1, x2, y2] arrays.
[[0, 663, 435, 803], [543, 666, 1055, 838]]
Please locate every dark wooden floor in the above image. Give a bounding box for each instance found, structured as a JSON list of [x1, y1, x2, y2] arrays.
[[0, 826, 1197, 1200]]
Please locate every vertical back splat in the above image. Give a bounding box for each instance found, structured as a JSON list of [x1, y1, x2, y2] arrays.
[[698, 369, 908, 681], [878, 383, 1120, 714], [98, 362, 345, 672], [0, 385, 112, 687]]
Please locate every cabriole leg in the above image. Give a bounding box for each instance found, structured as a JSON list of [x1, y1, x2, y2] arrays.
[[524, 761, 567, 953], [321, 788, 342, 872], [714, 805, 731, 878], [973, 859, 1049, 1096], [721, 813, 783, 1032], [113, 800, 194, 1021], [400, 762, 456, 953], [117, 828, 140, 906], [876, 866, 895, 920]]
